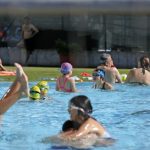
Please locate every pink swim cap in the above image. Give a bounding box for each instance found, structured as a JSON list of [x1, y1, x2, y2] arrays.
[[60, 62, 73, 74]]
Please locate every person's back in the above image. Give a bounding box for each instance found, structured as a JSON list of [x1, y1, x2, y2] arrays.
[[56, 62, 77, 92], [126, 56, 150, 85], [57, 76, 76, 92], [97, 53, 122, 84], [126, 68, 150, 85]]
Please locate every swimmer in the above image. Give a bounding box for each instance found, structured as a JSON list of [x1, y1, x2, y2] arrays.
[[30, 81, 49, 100], [29, 85, 41, 100], [57, 95, 113, 148], [97, 53, 122, 84], [56, 62, 77, 92], [92, 69, 113, 90], [37, 81, 49, 97], [0, 63, 29, 115], [126, 56, 150, 85]]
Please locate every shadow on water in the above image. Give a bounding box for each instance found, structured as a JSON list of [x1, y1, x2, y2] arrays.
[[130, 109, 150, 116]]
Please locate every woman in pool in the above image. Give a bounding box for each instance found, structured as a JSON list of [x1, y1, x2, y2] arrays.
[[92, 69, 113, 90], [58, 95, 113, 148], [56, 62, 77, 92], [0, 63, 29, 115], [125, 56, 150, 85]]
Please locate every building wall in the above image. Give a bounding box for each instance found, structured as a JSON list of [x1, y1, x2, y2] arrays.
[[0, 47, 149, 68]]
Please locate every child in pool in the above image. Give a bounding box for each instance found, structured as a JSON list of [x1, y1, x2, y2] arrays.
[[0, 63, 29, 115], [56, 62, 77, 92], [92, 69, 113, 90]]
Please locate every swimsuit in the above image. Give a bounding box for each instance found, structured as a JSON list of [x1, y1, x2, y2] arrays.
[[101, 81, 106, 89], [58, 77, 72, 92]]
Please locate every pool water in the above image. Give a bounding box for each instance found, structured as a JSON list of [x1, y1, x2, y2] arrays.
[[0, 82, 150, 150]]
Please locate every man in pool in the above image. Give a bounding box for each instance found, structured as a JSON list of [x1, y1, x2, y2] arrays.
[[97, 53, 122, 84], [0, 63, 29, 115]]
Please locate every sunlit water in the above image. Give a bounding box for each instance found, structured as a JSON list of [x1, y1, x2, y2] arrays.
[[0, 82, 150, 150]]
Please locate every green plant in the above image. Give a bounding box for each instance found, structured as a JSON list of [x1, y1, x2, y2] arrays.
[[55, 39, 69, 55], [68, 43, 82, 52]]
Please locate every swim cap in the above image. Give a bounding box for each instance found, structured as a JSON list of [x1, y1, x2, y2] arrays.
[[60, 62, 72, 74], [30, 86, 41, 100], [37, 81, 49, 95], [92, 69, 105, 78]]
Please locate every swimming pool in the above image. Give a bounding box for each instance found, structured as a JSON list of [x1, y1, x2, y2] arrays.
[[0, 82, 150, 150]]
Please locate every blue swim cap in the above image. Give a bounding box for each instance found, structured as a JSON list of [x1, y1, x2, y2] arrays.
[[97, 70, 105, 78], [93, 69, 105, 78]]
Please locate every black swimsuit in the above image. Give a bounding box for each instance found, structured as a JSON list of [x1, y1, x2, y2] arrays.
[[102, 81, 106, 89]]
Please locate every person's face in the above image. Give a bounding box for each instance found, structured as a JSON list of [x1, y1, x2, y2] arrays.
[[24, 18, 30, 25], [68, 104, 79, 121], [92, 72, 100, 81]]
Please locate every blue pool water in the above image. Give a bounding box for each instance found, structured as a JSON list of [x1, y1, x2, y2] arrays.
[[0, 82, 150, 150]]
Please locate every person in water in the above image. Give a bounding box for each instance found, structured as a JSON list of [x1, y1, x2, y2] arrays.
[[30, 81, 49, 100], [97, 53, 122, 84], [59, 95, 111, 143], [92, 69, 113, 90], [0, 63, 29, 115], [56, 62, 77, 92], [125, 56, 150, 85]]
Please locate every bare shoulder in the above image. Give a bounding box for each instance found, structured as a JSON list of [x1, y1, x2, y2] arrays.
[[128, 68, 142, 74]]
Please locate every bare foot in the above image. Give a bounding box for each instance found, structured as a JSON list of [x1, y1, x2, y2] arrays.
[[14, 63, 29, 97]]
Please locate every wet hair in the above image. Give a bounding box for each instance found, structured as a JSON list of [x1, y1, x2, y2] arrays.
[[140, 56, 150, 74], [62, 120, 80, 131], [100, 53, 111, 65], [69, 95, 93, 120]]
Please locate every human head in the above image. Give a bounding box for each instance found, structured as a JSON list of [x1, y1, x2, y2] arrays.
[[24, 16, 31, 24], [62, 120, 80, 131], [140, 56, 150, 68], [30, 85, 41, 100], [68, 95, 93, 122], [100, 53, 113, 67], [60, 62, 73, 75], [37, 81, 49, 95]]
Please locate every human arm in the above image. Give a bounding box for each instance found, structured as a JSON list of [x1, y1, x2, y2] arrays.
[[0, 59, 7, 71], [0, 64, 7, 71], [114, 68, 122, 83], [104, 82, 113, 90], [69, 78, 77, 92], [56, 78, 60, 91], [60, 118, 105, 140], [30, 24, 39, 36]]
